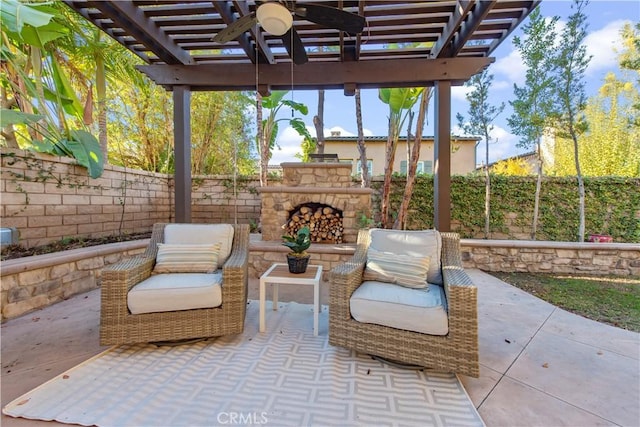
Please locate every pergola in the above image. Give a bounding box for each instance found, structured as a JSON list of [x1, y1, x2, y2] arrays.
[[63, 0, 539, 230]]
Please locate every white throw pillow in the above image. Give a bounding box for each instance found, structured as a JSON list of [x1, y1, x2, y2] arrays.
[[164, 224, 234, 267], [363, 247, 430, 289], [153, 243, 221, 274], [369, 228, 443, 285]]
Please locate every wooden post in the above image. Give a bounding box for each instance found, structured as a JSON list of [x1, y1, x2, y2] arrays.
[[173, 85, 191, 223], [434, 81, 451, 231]]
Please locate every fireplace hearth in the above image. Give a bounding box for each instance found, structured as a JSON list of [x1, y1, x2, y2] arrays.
[[259, 162, 372, 244]]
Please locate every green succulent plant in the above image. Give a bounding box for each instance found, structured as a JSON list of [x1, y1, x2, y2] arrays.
[[282, 226, 311, 256]]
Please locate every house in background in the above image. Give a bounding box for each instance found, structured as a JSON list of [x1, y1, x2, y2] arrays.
[[323, 131, 480, 176]]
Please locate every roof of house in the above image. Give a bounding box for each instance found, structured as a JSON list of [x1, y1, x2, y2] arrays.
[[325, 135, 481, 143]]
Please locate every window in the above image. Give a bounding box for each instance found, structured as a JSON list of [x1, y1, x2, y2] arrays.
[[356, 159, 373, 177], [400, 160, 433, 175]]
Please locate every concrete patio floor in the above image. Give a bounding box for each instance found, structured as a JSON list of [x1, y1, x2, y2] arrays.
[[1, 269, 639, 427]]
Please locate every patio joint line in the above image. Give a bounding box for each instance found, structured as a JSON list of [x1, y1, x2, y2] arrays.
[[503, 374, 624, 427], [477, 306, 558, 410]]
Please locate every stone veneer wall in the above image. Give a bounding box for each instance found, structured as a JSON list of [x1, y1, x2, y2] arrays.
[[0, 149, 260, 248], [260, 163, 372, 243], [461, 240, 640, 276], [1, 238, 637, 321], [1, 240, 147, 320]]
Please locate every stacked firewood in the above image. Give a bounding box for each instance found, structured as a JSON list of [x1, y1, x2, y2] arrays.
[[285, 206, 344, 243]]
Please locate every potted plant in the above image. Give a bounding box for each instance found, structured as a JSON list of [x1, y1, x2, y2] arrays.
[[282, 226, 311, 273]]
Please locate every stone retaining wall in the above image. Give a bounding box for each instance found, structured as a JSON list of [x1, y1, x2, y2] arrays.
[[1, 240, 147, 320], [2, 238, 636, 321], [461, 240, 640, 276]]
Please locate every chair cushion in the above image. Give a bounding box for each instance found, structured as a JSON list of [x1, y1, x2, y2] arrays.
[[350, 281, 448, 335], [153, 243, 221, 274], [369, 228, 443, 285], [164, 224, 234, 267], [363, 247, 430, 289], [128, 273, 223, 315]]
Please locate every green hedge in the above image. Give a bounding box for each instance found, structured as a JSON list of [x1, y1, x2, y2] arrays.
[[372, 175, 640, 242]]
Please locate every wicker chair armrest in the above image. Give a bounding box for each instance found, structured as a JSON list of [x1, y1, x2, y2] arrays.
[[102, 256, 155, 292], [221, 224, 249, 303], [440, 232, 478, 342], [329, 255, 366, 320]]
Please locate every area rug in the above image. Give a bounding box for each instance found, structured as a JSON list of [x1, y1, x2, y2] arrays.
[[3, 301, 484, 427]]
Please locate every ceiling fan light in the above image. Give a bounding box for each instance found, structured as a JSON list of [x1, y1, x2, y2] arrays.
[[256, 3, 293, 36]]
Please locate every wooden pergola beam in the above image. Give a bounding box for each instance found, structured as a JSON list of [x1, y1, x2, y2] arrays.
[[443, 1, 496, 58], [138, 57, 493, 91], [431, 0, 475, 58], [93, 1, 193, 65]]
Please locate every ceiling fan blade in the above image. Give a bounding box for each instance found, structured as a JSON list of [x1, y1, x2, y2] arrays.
[[280, 28, 308, 65], [295, 4, 365, 34], [213, 13, 257, 43]]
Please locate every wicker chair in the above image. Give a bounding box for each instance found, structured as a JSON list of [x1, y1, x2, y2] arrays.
[[329, 229, 479, 377], [100, 223, 249, 345]]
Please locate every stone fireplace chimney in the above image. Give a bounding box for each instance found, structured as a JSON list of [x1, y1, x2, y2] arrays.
[[259, 162, 372, 243]]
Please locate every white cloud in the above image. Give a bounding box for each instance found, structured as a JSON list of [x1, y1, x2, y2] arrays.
[[452, 85, 474, 101], [492, 49, 526, 86], [585, 19, 629, 74], [270, 126, 306, 165]]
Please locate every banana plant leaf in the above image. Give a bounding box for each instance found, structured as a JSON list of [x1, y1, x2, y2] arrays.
[[50, 54, 84, 119], [63, 130, 104, 178], [1, 0, 66, 47], [0, 109, 44, 128]]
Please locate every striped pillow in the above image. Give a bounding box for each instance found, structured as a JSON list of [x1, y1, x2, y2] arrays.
[[153, 243, 221, 274], [363, 247, 430, 289]]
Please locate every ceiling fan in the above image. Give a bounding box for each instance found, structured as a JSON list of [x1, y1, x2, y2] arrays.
[[213, 1, 366, 65]]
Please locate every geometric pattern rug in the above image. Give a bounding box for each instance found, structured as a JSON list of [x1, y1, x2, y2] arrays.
[[3, 300, 484, 427]]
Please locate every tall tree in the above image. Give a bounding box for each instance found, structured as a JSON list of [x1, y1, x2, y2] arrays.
[[355, 88, 370, 187], [394, 88, 432, 229], [550, 0, 592, 242], [378, 87, 423, 228], [258, 90, 311, 186], [618, 22, 640, 127], [548, 73, 640, 177], [313, 89, 325, 155], [456, 70, 505, 238], [190, 91, 254, 175], [1, 0, 104, 177], [508, 8, 558, 239]]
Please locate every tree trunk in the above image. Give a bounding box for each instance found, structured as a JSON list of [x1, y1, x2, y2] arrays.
[[571, 126, 586, 242], [256, 93, 268, 186], [531, 139, 543, 240], [313, 89, 325, 155], [355, 89, 369, 188], [380, 117, 398, 228], [0, 83, 20, 148], [95, 52, 108, 162], [484, 131, 491, 239], [395, 89, 429, 230], [406, 110, 414, 169]]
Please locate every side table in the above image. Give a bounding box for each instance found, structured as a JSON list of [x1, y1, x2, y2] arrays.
[[259, 263, 323, 336]]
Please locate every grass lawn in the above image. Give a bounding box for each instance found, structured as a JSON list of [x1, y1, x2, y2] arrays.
[[491, 272, 640, 333]]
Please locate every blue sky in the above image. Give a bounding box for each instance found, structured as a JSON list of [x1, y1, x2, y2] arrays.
[[268, 0, 638, 166]]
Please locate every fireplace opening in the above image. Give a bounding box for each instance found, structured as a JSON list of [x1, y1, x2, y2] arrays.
[[284, 203, 344, 243]]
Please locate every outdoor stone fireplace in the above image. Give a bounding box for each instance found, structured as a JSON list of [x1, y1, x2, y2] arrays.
[[260, 163, 372, 244], [286, 202, 344, 243]]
